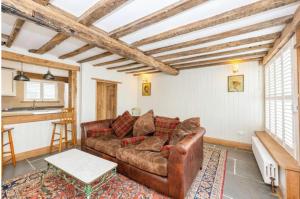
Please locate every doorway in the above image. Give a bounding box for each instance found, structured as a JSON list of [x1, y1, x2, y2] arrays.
[[96, 81, 117, 120]]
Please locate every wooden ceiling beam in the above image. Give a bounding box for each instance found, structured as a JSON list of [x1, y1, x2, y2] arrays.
[[3, 0, 178, 75], [77, 51, 114, 63], [155, 32, 279, 60], [78, 0, 128, 26], [133, 70, 160, 76], [104, 33, 277, 68], [132, 0, 298, 47], [30, 0, 128, 55], [166, 43, 273, 64], [172, 51, 267, 68], [89, 0, 208, 61], [177, 57, 262, 70], [263, 6, 300, 65], [133, 57, 262, 75], [107, 63, 142, 70], [94, 57, 129, 67], [5, 18, 25, 47], [2, 50, 79, 71], [128, 68, 159, 74], [145, 15, 292, 55], [33, 0, 49, 6], [109, 0, 208, 38], [118, 66, 151, 72], [114, 43, 271, 72], [59, 44, 96, 59]]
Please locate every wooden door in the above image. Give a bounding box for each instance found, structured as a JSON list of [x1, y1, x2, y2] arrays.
[[96, 82, 117, 120]]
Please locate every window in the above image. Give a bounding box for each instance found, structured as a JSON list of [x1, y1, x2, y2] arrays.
[[264, 39, 298, 158], [24, 80, 58, 101]]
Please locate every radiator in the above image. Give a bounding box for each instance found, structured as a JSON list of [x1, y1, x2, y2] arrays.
[[252, 136, 279, 186]]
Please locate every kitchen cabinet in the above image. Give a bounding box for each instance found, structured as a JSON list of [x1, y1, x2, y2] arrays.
[[2, 68, 16, 96]]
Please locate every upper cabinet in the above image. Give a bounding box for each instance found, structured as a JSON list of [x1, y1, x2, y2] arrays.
[[2, 68, 16, 96]]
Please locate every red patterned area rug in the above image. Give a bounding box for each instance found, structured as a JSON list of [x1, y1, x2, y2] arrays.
[[2, 144, 227, 199]]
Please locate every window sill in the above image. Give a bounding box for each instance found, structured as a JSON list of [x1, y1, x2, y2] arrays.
[[255, 131, 300, 172]]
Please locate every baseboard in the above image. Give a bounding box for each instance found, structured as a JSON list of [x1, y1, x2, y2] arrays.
[[204, 136, 252, 151], [3, 139, 81, 165]]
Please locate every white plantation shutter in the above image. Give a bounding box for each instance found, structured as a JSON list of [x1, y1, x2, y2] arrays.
[[25, 82, 41, 100], [24, 80, 58, 101], [264, 43, 297, 157]]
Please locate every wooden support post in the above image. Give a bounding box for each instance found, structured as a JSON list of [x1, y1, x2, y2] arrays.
[[296, 26, 300, 165], [68, 70, 77, 145]]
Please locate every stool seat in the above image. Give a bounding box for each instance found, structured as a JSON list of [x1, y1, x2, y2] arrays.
[[51, 120, 73, 125]]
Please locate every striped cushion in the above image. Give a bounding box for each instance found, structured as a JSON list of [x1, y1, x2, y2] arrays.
[[154, 116, 180, 138], [112, 111, 135, 138], [121, 136, 146, 147]]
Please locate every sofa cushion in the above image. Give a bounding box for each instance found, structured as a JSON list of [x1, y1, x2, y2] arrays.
[[169, 117, 200, 145], [85, 135, 114, 148], [86, 128, 113, 138], [121, 136, 146, 147], [154, 116, 180, 138], [133, 110, 155, 136], [135, 136, 168, 152], [116, 147, 168, 177], [94, 135, 122, 157], [112, 111, 135, 138]]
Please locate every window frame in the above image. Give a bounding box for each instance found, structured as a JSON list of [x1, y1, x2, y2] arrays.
[[24, 79, 58, 102], [264, 36, 299, 160]]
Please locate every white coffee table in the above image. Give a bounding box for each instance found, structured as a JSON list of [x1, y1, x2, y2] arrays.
[[42, 149, 117, 198]]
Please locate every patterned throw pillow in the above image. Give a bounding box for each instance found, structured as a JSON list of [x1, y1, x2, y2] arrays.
[[121, 136, 146, 147], [154, 116, 180, 138], [86, 128, 113, 138], [133, 110, 155, 136], [169, 117, 200, 145], [135, 136, 168, 152], [160, 145, 174, 158], [112, 111, 135, 138]]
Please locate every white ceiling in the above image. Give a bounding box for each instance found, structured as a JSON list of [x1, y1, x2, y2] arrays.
[[1, 0, 300, 71]]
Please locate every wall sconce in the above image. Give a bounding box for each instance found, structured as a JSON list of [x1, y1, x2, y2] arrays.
[[231, 63, 239, 74]]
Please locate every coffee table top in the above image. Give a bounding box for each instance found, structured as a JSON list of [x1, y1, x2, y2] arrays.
[[45, 149, 117, 184]]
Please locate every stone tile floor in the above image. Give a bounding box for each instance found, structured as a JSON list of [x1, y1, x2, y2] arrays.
[[2, 145, 279, 199]]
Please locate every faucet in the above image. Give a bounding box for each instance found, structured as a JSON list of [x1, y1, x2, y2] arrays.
[[32, 100, 36, 110]]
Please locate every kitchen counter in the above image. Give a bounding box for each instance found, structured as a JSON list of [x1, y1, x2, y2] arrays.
[[2, 109, 61, 117], [1, 109, 67, 125]]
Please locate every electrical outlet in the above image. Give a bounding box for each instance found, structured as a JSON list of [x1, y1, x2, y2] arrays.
[[238, 131, 245, 136]]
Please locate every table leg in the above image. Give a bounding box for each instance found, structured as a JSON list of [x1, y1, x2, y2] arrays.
[[84, 184, 92, 199], [41, 163, 50, 192]]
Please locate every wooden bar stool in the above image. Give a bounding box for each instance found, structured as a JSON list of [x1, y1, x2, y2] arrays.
[[50, 108, 75, 153], [2, 126, 16, 167]]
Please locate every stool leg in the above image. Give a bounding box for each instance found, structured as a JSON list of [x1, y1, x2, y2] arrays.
[[64, 123, 68, 149], [50, 124, 56, 153], [58, 125, 63, 152], [2, 132, 4, 169], [71, 124, 76, 146], [8, 130, 16, 167]]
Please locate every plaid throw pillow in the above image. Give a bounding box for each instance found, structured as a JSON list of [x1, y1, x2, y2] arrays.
[[87, 128, 113, 138], [154, 116, 180, 138], [112, 111, 135, 138], [121, 136, 146, 147]]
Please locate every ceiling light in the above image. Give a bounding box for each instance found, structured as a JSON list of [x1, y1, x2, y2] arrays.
[[14, 62, 30, 81], [43, 69, 55, 80]]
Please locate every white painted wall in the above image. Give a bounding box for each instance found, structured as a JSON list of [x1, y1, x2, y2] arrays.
[[137, 61, 264, 144], [80, 63, 138, 123]]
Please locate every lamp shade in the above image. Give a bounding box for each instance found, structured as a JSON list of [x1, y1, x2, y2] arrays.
[[43, 70, 55, 80], [13, 71, 30, 81]]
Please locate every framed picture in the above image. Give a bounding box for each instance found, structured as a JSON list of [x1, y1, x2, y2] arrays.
[[228, 75, 244, 92], [142, 82, 151, 96]]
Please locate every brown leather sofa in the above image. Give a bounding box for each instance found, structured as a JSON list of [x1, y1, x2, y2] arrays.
[[81, 119, 205, 199]]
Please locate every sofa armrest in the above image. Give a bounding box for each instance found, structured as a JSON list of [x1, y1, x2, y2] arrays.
[[167, 127, 205, 199], [80, 119, 114, 147]]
